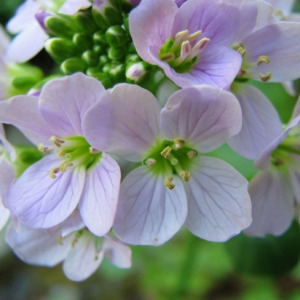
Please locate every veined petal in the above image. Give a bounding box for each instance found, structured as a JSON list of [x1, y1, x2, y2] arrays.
[[0, 95, 52, 144], [103, 234, 132, 268], [0, 204, 10, 231], [0, 156, 15, 202], [129, 0, 177, 64], [79, 153, 120, 236], [184, 156, 251, 242], [40, 73, 106, 137], [5, 24, 48, 63], [84, 84, 161, 161], [244, 170, 294, 237], [6, 155, 85, 229], [63, 231, 104, 281], [113, 166, 187, 246], [228, 83, 282, 159], [59, 0, 92, 14], [161, 85, 242, 152], [243, 22, 300, 81], [5, 222, 73, 266]]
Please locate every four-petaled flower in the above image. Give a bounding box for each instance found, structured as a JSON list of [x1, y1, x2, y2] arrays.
[[84, 83, 252, 245]]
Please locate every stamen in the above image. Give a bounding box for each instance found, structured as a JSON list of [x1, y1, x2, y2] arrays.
[[38, 143, 51, 153], [186, 150, 197, 159], [59, 161, 73, 172], [160, 52, 176, 62], [179, 170, 191, 181], [49, 135, 65, 147], [49, 167, 60, 179], [187, 30, 202, 42], [161, 146, 172, 159], [57, 235, 63, 245], [237, 46, 246, 56], [174, 138, 185, 149], [259, 72, 272, 82], [164, 176, 175, 190], [257, 55, 270, 65], [145, 158, 156, 167]]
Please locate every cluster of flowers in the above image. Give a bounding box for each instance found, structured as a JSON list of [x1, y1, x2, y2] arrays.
[[0, 0, 300, 281]]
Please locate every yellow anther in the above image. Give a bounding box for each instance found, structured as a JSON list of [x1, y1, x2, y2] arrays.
[[175, 29, 189, 41], [71, 237, 78, 248], [57, 235, 63, 245], [259, 72, 272, 82], [187, 30, 202, 42], [164, 176, 175, 190], [57, 148, 66, 157], [186, 150, 197, 159], [174, 138, 185, 149], [89, 147, 99, 154], [49, 135, 65, 147], [179, 170, 191, 181], [59, 161, 73, 172], [237, 46, 246, 56], [145, 158, 156, 167], [49, 167, 59, 179], [38, 143, 50, 153], [257, 55, 270, 65], [161, 146, 172, 159]]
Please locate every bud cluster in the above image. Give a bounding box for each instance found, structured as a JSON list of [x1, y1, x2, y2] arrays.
[[44, 0, 151, 88]]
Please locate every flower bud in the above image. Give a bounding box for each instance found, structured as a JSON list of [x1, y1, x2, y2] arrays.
[[60, 57, 87, 74], [105, 25, 128, 48]]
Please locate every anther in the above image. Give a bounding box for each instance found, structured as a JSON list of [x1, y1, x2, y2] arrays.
[[237, 46, 246, 56], [186, 150, 197, 159], [59, 161, 73, 172], [174, 138, 185, 149], [257, 55, 270, 65], [38, 143, 51, 153], [49, 167, 60, 179], [89, 147, 100, 154], [259, 72, 272, 82], [164, 176, 175, 190], [161, 146, 172, 159], [179, 170, 191, 181], [49, 136, 65, 147], [145, 158, 156, 167]]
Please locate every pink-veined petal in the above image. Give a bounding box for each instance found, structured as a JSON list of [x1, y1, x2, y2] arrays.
[[113, 166, 187, 246], [6, 155, 85, 229], [63, 231, 104, 281], [84, 83, 161, 161], [244, 170, 294, 237], [5, 222, 73, 266], [184, 156, 251, 242], [228, 83, 282, 159], [161, 85, 242, 152], [40, 73, 106, 137], [79, 153, 120, 236]]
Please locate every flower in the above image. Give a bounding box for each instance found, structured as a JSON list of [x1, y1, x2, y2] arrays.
[[245, 95, 300, 236], [6, 210, 131, 281], [84, 83, 251, 245], [0, 73, 120, 236], [129, 0, 242, 89]]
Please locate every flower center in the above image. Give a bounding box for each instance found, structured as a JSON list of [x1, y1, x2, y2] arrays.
[[38, 135, 102, 179], [143, 138, 198, 189], [158, 29, 210, 73]]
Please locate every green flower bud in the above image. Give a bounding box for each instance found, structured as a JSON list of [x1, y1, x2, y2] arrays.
[[73, 33, 93, 51], [45, 38, 80, 63], [60, 57, 87, 74], [45, 15, 74, 38], [82, 50, 100, 66], [75, 11, 98, 33], [93, 31, 107, 46], [108, 47, 125, 60], [105, 25, 128, 48]]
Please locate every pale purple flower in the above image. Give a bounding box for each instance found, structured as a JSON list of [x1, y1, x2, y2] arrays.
[[245, 96, 300, 236], [5, 0, 91, 62], [6, 211, 131, 281], [0, 73, 120, 236], [129, 0, 242, 89], [0, 125, 15, 231], [84, 83, 251, 246]]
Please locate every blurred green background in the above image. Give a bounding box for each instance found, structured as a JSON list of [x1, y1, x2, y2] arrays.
[[2, 0, 300, 299]]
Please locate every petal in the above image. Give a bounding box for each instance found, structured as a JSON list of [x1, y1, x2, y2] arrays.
[[0, 95, 52, 144], [5, 222, 72, 266], [0, 156, 15, 202], [79, 153, 120, 236], [243, 22, 300, 81], [63, 231, 104, 281], [184, 156, 251, 242], [84, 83, 161, 161], [113, 166, 187, 246], [5, 24, 48, 63], [59, 0, 92, 14], [103, 234, 132, 268], [161, 85, 242, 152], [244, 170, 294, 237], [228, 83, 282, 159], [0, 203, 10, 231], [129, 0, 177, 64], [6, 155, 85, 229], [40, 73, 106, 137]]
